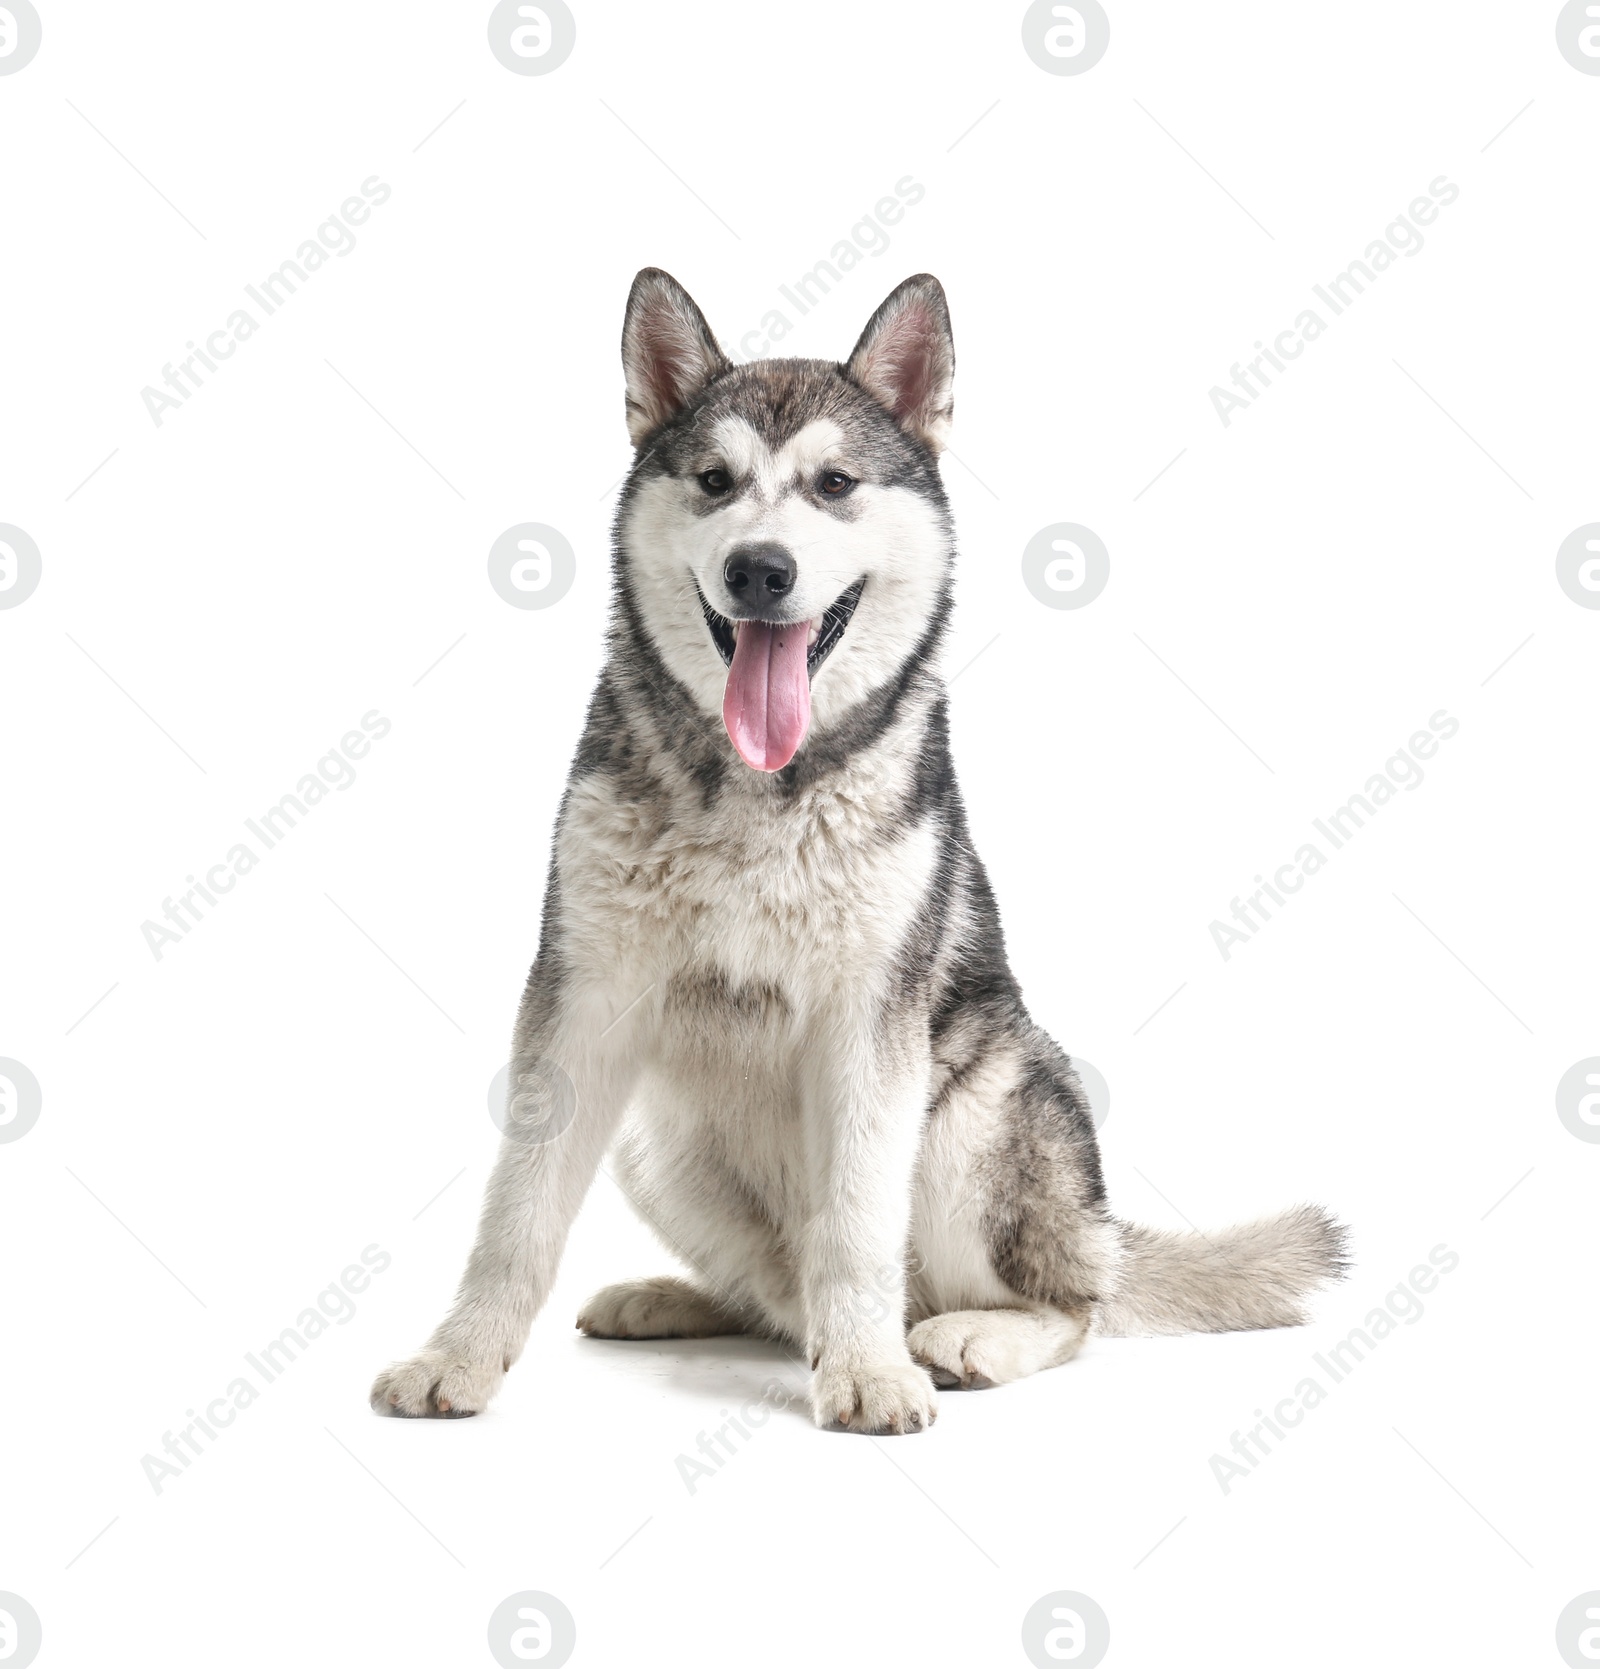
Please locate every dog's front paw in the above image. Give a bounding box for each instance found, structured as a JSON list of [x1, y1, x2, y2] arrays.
[[810, 1357, 938, 1434], [370, 1349, 505, 1418]]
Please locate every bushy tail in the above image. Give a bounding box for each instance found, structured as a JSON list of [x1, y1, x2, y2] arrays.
[[1093, 1204, 1349, 1337]]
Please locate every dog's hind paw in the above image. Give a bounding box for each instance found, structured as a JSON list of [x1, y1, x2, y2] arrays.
[[908, 1306, 1091, 1388], [369, 1349, 505, 1418], [577, 1276, 742, 1339]]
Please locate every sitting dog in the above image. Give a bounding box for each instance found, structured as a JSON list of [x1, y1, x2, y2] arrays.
[[372, 269, 1346, 1433]]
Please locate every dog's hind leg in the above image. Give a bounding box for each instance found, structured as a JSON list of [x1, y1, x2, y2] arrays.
[[907, 1304, 1090, 1389], [600, 1112, 811, 1347], [577, 1275, 745, 1339], [903, 1026, 1114, 1392]]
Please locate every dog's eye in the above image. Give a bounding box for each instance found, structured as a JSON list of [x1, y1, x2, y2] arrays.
[[818, 470, 855, 497], [698, 468, 732, 496]]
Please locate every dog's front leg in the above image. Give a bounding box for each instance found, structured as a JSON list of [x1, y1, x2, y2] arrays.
[[802, 1014, 937, 1434], [370, 976, 645, 1417]]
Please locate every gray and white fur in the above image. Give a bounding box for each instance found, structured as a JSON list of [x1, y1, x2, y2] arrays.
[[371, 269, 1347, 1434]]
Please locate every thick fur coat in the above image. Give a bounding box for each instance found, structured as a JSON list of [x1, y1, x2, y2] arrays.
[[372, 270, 1346, 1433]]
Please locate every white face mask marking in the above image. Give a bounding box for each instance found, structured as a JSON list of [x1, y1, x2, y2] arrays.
[[625, 411, 951, 750]]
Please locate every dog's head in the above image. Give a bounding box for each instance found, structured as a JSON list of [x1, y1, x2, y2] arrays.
[[615, 268, 955, 773]]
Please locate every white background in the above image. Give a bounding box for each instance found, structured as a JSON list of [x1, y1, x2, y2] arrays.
[[3, 3, 1597, 1666]]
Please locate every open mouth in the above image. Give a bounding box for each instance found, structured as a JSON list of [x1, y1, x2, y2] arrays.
[[697, 578, 864, 676], [696, 578, 865, 773]]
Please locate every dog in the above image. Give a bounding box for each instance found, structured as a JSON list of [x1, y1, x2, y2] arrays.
[[371, 269, 1347, 1433]]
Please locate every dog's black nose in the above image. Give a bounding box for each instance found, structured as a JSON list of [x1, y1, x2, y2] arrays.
[[724, 542, 796, 600]]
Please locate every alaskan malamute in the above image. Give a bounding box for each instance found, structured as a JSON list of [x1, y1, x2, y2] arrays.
[[372, 270, 1346, 1433]]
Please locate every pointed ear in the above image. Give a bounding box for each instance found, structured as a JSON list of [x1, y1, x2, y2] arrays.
[[845, 274, 955, 454], [621, 268, 730, 446]]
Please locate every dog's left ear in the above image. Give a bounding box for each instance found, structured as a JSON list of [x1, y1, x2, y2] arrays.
[[845, 274, 955, 455], [621, 268, 730, 446]]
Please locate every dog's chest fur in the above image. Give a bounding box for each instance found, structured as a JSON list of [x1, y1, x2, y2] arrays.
[[552, 747, 936, 1237], [559, 747, 934, 1043]]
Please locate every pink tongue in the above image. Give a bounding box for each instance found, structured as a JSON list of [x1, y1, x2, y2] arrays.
[[722, 620, 812, 771]]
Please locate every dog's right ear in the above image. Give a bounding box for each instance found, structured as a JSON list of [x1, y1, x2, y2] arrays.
[[621, 269, 730, 447]]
